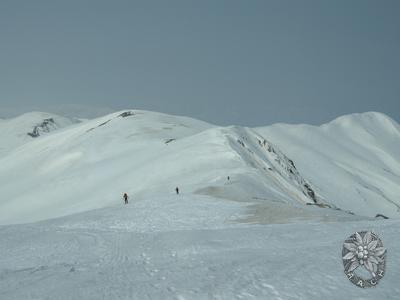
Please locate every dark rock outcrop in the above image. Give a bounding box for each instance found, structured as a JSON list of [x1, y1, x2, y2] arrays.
[[375, 214, 389, 219], [165, 138, 176, 144], [118, 111, 134, 118], [27, 118, 57, 138]]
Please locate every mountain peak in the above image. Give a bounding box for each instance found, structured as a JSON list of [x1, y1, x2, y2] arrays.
[[325, 111, 398, 129]]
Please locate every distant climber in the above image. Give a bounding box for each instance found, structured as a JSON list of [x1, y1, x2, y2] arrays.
[[227, 176, 230, 181], [175, 187, 179, 195], [123, 193, 128, 204]]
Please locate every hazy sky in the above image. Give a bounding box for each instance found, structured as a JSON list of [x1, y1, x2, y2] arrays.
[[0, 0, 399, 126]]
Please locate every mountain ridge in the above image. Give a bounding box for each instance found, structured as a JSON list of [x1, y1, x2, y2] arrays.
[[0, 110, 398, 224]]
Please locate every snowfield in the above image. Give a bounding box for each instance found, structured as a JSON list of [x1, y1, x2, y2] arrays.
[[0, 110, 399, 299], [256, 112, 400, 218], [0, 199, 398, 300], [0, 112, 79, 156]]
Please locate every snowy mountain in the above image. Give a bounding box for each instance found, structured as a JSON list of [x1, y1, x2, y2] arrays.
[[0, 110, 399, 225], [1, 110, 399, 299], [0, 110, 323, 225], [0, 112, 79, 156], [256, 112, 400, 218]]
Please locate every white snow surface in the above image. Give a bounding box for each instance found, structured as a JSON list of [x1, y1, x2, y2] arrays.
[[0, 112, 78, 156], [256, 112, 400, 218], [0, 110, 399, 299], [1, 110, 399, 224], [0, 109, 333, 225], [0, 199, 398, 299]]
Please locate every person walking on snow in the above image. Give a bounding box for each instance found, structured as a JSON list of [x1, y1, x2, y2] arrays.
[[175, 187, 179, 195], [123, 193, 128, 204]]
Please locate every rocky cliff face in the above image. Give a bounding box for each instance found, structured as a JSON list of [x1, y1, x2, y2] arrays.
[[222, 126, 320, 205]]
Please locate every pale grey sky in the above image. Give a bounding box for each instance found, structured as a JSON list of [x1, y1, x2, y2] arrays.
[[0, 0, 399, 126]]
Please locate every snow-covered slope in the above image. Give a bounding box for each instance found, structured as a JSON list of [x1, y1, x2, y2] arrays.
[[1, 110, 399, 299], [0, 112, 79, 156], [0, 110, 322, 225], [0, 110, 399, 225], [256, 112, 400, 218], [0, 198, 398, 300]]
